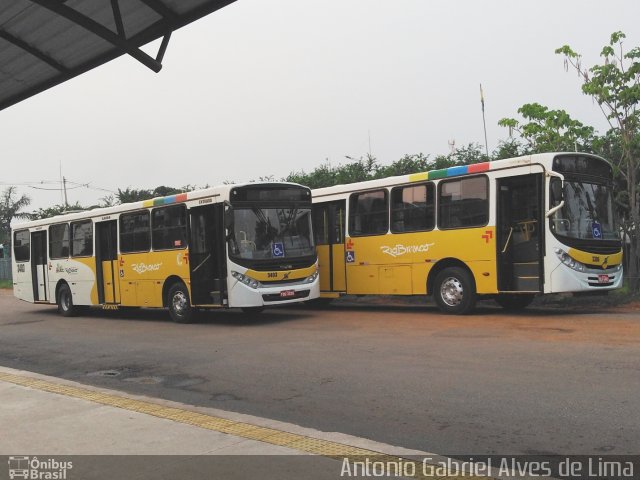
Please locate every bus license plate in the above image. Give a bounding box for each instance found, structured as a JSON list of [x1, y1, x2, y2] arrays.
[[598, 274, 610, 284], [280, 290, 295, 298]]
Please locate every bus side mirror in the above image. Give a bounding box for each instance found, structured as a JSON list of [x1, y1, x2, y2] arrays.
[[550, 178, 564, 204], [224, 203, 234, 232]]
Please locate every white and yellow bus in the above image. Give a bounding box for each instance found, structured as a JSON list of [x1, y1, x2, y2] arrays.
[[312, 153, 622, 314], [11, 182, 319, 322]]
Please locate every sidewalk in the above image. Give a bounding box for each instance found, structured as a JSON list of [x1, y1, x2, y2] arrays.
[[0, 366, 435, 479]]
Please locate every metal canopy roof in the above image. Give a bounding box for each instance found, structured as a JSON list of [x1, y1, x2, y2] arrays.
[[0, 0, 237, 111]]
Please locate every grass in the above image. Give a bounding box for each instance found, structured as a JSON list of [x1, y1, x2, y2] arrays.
[[0, 280, 13, 289]]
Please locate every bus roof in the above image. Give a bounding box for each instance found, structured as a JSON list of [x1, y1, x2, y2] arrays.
[[312, 152, 607, 199], [12, 181, 306, 231]]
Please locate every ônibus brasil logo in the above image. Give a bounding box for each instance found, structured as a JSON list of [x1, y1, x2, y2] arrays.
[[8, 456, 72, 479]]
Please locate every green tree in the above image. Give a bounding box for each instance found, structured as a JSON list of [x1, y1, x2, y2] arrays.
[[448, 143, 490, 165], [375, 154, 431, 178], [116, 187, 154, 203], [286, 154, 380, 189], [498, 103, 596, 152], [26, 202, 89, 221], [492, 138, 527, 160], [0, 187, 31, 254], [116, 185, 202, 204], [556, 31, 640, 288]]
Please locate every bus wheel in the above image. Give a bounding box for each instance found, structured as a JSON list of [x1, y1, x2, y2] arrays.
[[433, 267, 477, 315], [57, 283, 77, 317], [241, 306, 265, 314], [167, 283, 194, 323], [495, 294, 534, 311]]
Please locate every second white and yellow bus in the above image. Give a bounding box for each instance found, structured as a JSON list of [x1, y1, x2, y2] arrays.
[[12, 182, 319, 322], [312, 153, 622, 314]]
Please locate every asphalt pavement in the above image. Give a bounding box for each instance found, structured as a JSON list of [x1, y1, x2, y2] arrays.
[[0, 289, 638, 456]]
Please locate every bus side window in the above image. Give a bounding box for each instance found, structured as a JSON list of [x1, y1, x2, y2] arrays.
[[71, 220, 93, 257], [391, 183, 434, 233], [438, 177, 488, 229], [120, 210, 151, 253], [49, 223, 70, 260], [349, 190, 388, 236], [152, 205, 187, 250], [13, 230, 30, 262]]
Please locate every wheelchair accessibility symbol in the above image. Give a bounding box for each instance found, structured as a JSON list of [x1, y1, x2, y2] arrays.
[[272, 242, 285, 257], [592, 221, 602, 239], [345, 251, 356, 263]]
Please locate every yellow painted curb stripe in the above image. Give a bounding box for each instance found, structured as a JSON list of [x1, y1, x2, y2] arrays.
[[0, 371, 490, 479]]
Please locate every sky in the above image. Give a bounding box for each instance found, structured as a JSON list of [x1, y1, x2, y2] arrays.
[[2, 0, 640, 210]]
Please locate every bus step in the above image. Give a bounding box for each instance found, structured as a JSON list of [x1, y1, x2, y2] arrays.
[[513, 262, 539, 277], [514, 276, 540, 291], [209, 291, 222, 303]]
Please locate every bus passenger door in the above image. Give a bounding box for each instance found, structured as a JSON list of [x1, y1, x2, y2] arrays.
[[30, 231, 49, 302], [313, 200, 346, 294], [189, 204, 226, 306], [95, 221, 120, 304], [497, 174, 543, 292]]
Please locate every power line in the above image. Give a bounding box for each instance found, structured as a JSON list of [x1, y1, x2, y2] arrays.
[[0, 179, 117, 194]]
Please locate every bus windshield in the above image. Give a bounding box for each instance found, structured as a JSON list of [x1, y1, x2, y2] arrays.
[[228, 207, 315, 260], [550, 178, 618, 240]]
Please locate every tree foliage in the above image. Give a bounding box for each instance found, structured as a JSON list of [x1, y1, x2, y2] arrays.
[[557, 31, 640, 288], [286, 146, 488, 189], [0, 187, 31, 252], [498, 103, 596, 152], [26, 202, 93, 221], [116, 185, 202, 204]]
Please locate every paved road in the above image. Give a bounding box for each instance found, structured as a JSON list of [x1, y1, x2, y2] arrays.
[[1, 289, 638, 455]]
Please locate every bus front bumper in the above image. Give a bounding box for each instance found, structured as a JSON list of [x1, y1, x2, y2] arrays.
[[228, 276, 320, 308], [549, 263, 623, 293]]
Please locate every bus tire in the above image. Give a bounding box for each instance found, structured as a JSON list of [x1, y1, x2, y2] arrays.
[[241, 306, 264, 314], [167, 283, 194, 323], [57, 283, 77, 317], [433, 267, 477, 315], [495, 293, 534, 311]]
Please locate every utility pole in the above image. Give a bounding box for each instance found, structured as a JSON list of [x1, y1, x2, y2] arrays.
[[480, 84, 489, 159], [63, 176, 69, 209], [59, 160, 64, 205]]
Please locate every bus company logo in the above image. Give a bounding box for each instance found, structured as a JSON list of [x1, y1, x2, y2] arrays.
[[8, 456, 73, 479], [17, 264, 26, 273], [380, 243, 435, 258], [55, 265, 78, 275], [131, 262, 163, 274]]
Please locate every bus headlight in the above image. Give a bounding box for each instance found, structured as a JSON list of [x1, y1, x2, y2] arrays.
[[305, 270, 319, 283], [231, 271, 261, 289], [554, 248, 586, 272]]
